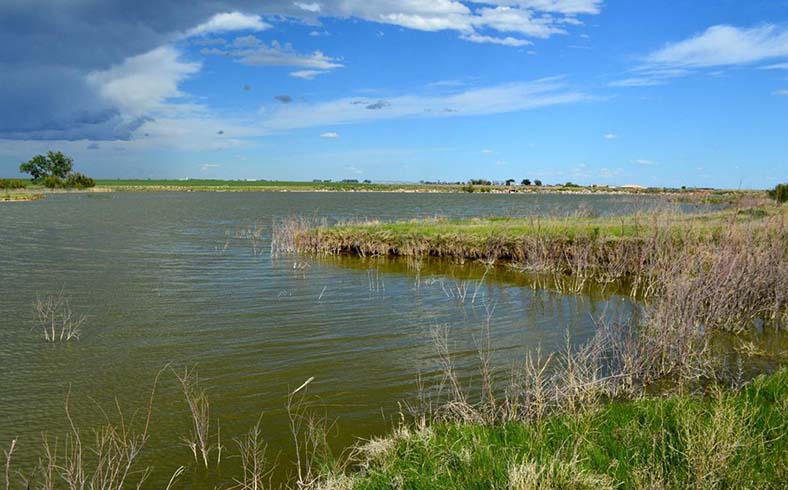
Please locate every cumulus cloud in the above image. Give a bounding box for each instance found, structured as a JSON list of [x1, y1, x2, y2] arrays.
[[186, 12, 270, 37], [320, 132, 340, 138], [294, 2, 321, 13], [602, 132, 618, 140], [471, 6, 564, 38], [87, 46, 201, 116], [0, 0, 599, 142]]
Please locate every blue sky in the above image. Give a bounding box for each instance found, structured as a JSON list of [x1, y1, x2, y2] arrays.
[[1, 1, 787, 188]]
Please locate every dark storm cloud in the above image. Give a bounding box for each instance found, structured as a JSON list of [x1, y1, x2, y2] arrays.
[[0, 0, 306, 140]]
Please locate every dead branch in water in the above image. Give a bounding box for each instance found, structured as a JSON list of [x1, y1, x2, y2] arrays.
[[34, 291, 85, 342]]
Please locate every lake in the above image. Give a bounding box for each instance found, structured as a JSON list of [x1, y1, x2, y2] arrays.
[[0, 192, 712, 487]]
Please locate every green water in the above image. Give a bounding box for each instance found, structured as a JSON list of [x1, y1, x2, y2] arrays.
[[0, 192, 717, 488]]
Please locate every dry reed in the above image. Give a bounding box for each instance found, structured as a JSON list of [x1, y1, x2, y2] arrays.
[[174, 367, 215, 468]]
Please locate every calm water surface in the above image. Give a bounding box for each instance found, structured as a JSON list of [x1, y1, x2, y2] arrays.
[[0, 192, 710, 487]]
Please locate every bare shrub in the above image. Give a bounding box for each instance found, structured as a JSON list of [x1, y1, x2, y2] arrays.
[[230, 421, 271, 490], [34, 291, 85, 342], [35, 369, 163, 490], [174, 367, 215, 468]]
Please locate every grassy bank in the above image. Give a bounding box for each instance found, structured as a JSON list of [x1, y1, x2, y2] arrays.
[[92, 179, 756, 198], [1, 189, 44, 201], [275, 204, 787, 298], [332, 369, 788, 489]]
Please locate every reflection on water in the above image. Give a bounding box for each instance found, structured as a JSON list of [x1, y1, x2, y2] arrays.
[[0, 192, 722, 487]]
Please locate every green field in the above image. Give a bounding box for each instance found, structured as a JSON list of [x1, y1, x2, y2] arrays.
[[90, 179, 753, 197], [94, 179, 454, 192]]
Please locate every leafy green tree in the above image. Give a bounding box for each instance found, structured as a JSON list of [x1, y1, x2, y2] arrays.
[[534, 179, 542, 186], [19, 151, 74, 182], [505, 179, 516, 186], [521, 179, 531, 186]]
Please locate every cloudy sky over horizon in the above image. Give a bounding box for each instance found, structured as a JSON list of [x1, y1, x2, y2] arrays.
[[1, 0, 787, 188]]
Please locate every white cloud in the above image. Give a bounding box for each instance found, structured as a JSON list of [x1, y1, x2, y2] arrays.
[[510, 0, 602, 15], [312, 0, 599, 47], [205, 39, 343, 71], [290, 70, 328, 79], [461, 33, 531, 46], [260, 78, 592, 131], [295, 2, 322, 13], [87, 46, 201, 117], [200, 163, 221, 171], [602, 132, 617, 140], [320, 132, 340, 138], [608, 68, 691, 87], [187, 12, 270, 37], [647, 24, 788, 68], [471, 6, 563, 38], [762, 62, 788, 70], [774, 89, 788, 96], [481, 148, 494, 154], [632, 159, 655, 166]]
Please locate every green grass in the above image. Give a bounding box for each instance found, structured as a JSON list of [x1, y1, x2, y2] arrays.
[[338, 370, 788, 489], [301, 206, 784, 250]]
